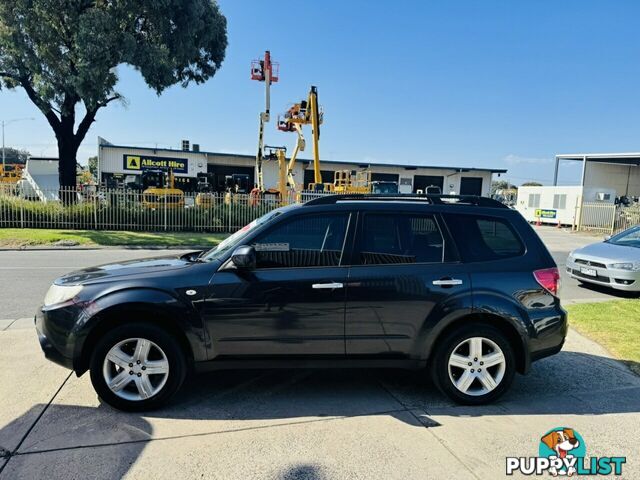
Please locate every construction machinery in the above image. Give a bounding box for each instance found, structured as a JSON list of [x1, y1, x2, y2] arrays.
[[251, 51, 279, 193], [333, 169, 371, 194], [0, 163, 24, 184], [141, 168, 185, 209], [278, 86, 333, 192]]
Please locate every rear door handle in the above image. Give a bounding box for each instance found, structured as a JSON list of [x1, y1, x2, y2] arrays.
[[432, 278, 463, 287], [312, 282, 344, 290]]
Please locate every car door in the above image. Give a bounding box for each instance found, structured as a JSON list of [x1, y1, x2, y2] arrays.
[[205, 211, 352, 357], [345, 210, 471, 357]]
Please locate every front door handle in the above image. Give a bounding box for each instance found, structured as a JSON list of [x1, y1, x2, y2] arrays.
[[312, 282, 344, 290], [432, 278, 463, 287]]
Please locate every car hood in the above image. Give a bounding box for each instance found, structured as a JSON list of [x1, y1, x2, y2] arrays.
[[55, 255, 197, 285], [573, 242, 640, 263]]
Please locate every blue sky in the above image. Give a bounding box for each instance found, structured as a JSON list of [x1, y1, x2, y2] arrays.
[[2, 0, 640, 185]]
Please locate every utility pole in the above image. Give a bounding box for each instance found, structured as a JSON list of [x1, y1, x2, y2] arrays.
[[2, 117, 35, 168]]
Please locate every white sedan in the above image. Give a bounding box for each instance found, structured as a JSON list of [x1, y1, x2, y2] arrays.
[[567, 226, 640, 291]]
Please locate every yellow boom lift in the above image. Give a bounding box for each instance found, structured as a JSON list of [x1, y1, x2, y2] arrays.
[[278, 86, 332, 192]]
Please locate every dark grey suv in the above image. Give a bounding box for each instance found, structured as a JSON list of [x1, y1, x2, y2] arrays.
[[36, 194, 567, 411]]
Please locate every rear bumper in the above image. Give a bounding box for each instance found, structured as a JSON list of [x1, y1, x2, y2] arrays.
[[526, 305, 568, 371]]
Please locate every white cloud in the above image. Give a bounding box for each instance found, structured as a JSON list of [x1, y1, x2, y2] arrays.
[[503, 154, 553, 165]]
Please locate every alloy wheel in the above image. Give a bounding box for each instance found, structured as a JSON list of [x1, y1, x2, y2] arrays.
[[102, 337, 170, 401], [447, 337, 506, 396]]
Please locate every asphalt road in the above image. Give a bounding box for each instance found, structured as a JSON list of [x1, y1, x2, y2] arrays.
[[0, 248, 191, 320], [0, 228, 638, 479]]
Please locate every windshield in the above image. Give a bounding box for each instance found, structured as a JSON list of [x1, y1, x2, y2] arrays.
[[199, 207, 289, 262], [607, 226, 640, 248]]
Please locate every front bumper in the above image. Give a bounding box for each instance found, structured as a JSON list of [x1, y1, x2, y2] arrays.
[[566, 258, 640, 291], [35, 303, 83, 371]]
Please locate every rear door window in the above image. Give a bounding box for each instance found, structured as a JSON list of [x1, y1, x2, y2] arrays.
[[444, 214, 524, 262], [357, 213, 448, 265]]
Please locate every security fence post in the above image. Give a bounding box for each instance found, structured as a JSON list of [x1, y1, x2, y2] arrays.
[[164, 191, 168, 231], [94, 190, 98, 230]]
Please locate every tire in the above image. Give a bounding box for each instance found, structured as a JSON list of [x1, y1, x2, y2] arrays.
[[90, 322, 187, 411], [430, 324, 515, 405]]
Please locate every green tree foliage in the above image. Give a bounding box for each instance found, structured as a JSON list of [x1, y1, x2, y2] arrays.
[[0, 0, 227, 195], [491, 180, 517, 193], [87, 155, 98, 176], [521, 181, 543, 187], [1, 147, 30, 164]]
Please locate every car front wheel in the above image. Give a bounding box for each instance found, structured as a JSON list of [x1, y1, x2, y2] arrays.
[[89, 323, 187, 411], [431, 324, 515, 405]]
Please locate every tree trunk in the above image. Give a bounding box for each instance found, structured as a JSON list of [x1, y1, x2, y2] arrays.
[[56, 118, 79, 205]]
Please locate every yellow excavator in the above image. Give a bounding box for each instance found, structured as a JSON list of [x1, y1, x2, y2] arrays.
[[141, 168, 185, 209]]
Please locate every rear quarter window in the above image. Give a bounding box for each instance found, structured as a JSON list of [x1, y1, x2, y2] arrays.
[[444, 214, 525, 262]]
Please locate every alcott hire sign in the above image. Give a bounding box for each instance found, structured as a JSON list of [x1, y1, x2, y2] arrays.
[[123, 154, 189, 174]]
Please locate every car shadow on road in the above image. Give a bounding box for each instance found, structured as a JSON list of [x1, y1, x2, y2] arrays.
[[149, 350, 640, 420], [0, 404, 149, 479]]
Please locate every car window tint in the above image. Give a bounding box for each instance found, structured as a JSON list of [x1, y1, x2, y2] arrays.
[[359, 214, 444, 265], [253, 213, 349, 268], [445, 214, 524, 262]]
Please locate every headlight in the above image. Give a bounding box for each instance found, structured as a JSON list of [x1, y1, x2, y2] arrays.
[[43, 285, 83, 307], [609, 262, 640, 271]]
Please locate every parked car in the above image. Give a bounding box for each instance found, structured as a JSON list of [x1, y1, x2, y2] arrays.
[[35, 194, 566, 411], [567, 225, 640, 291]]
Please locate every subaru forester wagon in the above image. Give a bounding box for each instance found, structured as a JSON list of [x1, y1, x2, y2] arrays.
[[36, 194, 566, 411]]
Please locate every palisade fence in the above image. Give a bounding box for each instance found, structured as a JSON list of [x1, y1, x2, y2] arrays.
[[0, 185, 333, 233], [578, 201, 640, 235]]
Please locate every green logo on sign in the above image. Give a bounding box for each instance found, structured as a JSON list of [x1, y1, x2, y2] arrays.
[[535, 209, 557, 219]]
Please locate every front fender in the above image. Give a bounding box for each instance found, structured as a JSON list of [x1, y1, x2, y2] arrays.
[[72, 287, 209, 371]]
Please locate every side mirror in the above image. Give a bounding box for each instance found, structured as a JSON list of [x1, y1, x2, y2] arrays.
[[230, 245, 256, 269], [604, 235, 611, 241]]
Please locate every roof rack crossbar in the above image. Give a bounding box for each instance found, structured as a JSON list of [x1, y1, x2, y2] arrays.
[[304, 193, 508, 208]]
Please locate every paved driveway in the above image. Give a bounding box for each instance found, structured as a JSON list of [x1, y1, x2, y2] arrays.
[[0, 237, 638, 479]]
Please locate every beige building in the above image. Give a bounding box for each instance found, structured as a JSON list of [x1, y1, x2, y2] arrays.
[[97, 138, 506, 195]]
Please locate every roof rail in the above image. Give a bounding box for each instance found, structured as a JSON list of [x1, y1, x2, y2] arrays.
[[304, 193, 509, 208]]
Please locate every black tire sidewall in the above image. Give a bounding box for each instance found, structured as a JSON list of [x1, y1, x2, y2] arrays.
[[90, 323, 186, 412], [431, 324, 516, 405]]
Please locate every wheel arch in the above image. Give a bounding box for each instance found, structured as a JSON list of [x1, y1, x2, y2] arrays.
[[425, 312, 529, 374], [74, 301, 199, 375]]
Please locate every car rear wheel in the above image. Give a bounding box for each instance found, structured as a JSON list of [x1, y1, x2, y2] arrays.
[[90, 323, 186, 411], [431, 324, 515, 405]]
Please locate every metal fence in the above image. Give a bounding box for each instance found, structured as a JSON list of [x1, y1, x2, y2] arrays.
[[578, 201, 640, 235], [0, 185, 287, 233]]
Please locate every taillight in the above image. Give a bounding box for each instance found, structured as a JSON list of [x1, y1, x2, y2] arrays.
[[533, 267, 560, 296]]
